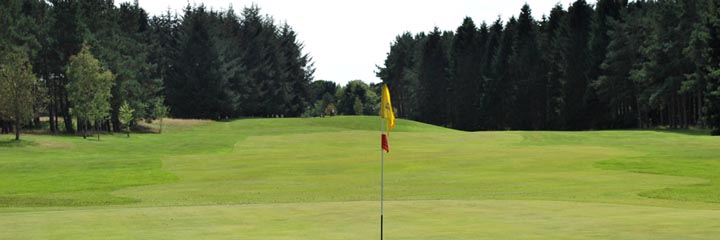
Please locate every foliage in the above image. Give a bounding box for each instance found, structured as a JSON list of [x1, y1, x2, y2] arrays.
[[156, 4, 314, 119], [151, 97, 169, 133], [377, 0, 719, 134], [335, 80, 379, 115], [3, 0, 720, 135], [0, 1, 314, 134], [0, 50, 40, 140], [449, 17, 483, 130], [119, 101, 134, 137], [417, 28, 450, 127], [66, 44, 114, 139]]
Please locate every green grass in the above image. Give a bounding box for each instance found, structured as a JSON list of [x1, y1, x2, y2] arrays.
[[2, 116, 720, 239]]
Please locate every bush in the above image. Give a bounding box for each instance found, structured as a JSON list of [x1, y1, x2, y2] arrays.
[[711, 129, 720, 136]]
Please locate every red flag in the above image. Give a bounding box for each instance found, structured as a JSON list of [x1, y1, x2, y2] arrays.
[[381, 134, 389, 152]]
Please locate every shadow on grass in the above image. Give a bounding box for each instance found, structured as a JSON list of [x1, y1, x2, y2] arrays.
[[0, 194, 140, 207], [652, 129, 711, 136], [0, 138, 36, 147]]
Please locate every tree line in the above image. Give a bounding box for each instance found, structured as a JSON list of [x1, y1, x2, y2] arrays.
[[0, 0, 314, 139], [377, 0, 720, 135], [305, 80, 383, 117]]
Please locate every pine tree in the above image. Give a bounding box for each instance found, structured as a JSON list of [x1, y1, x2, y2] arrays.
[[278, 24, 312, 117], [634, 0, 699, 128], [595, 5, 645, 128], [417, 28, 451, 126], [212, 9, 243, 118], [48, 0, 85, 134], [149, 10, 181, 121], [558, 0, 594, 130], [588, 0, 626, 86], [539, 4, 567, 129], [107, 1, 161, 131], [450, 17, 482, 130], [488, 17, 517, 129], [478, 19, 503, 129], [687, 0, 720, 134], [509, 4, 543, 129], [167, 5, 224, 119], [377, 32, 420, 119]]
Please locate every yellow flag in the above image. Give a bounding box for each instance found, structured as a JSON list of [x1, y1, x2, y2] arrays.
[[380, 84, 395, 132]]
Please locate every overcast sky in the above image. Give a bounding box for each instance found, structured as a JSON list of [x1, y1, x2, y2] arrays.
[[119, 0, 594, 85]]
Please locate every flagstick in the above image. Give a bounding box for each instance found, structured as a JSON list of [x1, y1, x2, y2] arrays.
[[380, 117, 385, 240]]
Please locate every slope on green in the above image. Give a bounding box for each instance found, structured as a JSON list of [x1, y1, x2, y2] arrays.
[[1, 116, 720, 239]]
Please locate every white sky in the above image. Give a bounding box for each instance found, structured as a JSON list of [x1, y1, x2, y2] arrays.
[[119, 0, 593, 85]]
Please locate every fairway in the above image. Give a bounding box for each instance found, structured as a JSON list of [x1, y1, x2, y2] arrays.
[[2, 116, 720, 239]]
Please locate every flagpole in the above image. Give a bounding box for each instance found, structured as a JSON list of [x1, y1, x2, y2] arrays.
[[380, 117, 385, 240]]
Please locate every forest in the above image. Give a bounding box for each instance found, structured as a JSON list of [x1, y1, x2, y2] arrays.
[[377, 0, 720, 134], [3, 0, 720, 137], [0, 0, 315, 137]]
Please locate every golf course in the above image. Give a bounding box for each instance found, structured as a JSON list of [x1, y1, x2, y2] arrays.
[[1, 116, 719, 239]]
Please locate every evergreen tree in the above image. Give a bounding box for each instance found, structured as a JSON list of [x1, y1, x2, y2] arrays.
[[488, 17, 517, 129], [509, 4, 543, 129], [538, 4, 567, 129], [634, 0, 698, 128], [558, 0, 594, 130], [450, 17, 482, 130], [214, 8, 244, 118], [687, 0, 720, 134], [588, 0, 627, 87], [149, 10, 181, 119], [48, 0, 85, 134], [478, 18, 503, 129], [108, 1, 161, 131], [167, 5, 224, 119], [595, 5, 645, 128], [237, 5, 271, 116], [377, 32, 420, 119], [417, 28, 451, 126], [278, 23, 312, 117]]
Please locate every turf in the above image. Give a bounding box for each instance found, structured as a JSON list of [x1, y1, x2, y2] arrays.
[[1, 116, 720, 239]]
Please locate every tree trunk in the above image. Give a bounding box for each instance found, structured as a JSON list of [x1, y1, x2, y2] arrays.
[[53, 114, 59, 134], [670, 95, 676, 129], [159, 118, 163, 134], [82, 120, 87, 139], [699, 91, 704, 127], [33, 117, 40, 129], [636, 98, 642, 129], [683, 94, 688, 128], [49, 99, 56, 133], [14, 122, 20, 141], [61, 91, 74, 134], [112, 110, 121, 133]]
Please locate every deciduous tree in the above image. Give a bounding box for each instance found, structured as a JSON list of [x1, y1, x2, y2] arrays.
[[66, 44, 114, 140]]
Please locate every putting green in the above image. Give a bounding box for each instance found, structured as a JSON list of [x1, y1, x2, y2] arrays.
[[1, 116, 720, 239], [2, 201, 720, 239]]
